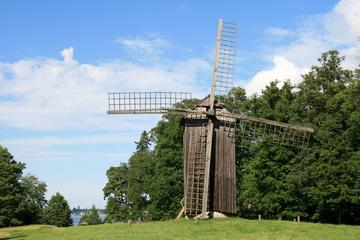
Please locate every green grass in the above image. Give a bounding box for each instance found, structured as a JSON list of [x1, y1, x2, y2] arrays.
[[0, 218, 359, 240]]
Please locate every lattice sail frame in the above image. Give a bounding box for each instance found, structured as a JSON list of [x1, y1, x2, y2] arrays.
[[108, 92, 192, 114], [215, 111, 313, 148], [214, 20, 239, 96]]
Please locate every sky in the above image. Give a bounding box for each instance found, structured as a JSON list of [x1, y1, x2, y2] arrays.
[[0, 0, 359, 209]]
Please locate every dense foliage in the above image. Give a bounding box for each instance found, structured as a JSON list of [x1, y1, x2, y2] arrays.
[[42, 193, 73, 227], [0, 146, 47, 227], [80, 205, 102, 225], [235, 51, 360, 224], [18, 174, 47, 225], [0, 146, 25, 227], [104, 51, 360, 224]]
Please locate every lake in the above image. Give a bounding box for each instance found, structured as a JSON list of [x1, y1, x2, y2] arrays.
[[71, 213, 106, 226]]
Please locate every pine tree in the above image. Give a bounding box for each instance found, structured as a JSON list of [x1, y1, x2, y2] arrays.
[[42, 193, 72, 227]]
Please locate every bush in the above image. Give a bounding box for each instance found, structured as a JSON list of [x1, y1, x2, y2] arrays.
[[80, 205, 102, 225]]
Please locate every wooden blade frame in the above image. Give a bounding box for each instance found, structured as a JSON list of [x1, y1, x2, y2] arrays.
[[201, 18, 232, 218], [218, 112, 314, 148], [214, 21, 239, 96], [107, 92, 192, 114]]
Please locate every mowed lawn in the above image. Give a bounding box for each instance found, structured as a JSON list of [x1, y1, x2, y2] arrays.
[[0, 218, 359, 240]]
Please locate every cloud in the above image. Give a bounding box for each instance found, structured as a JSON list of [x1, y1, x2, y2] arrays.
[[246, 56, 308, 96], [2, 134, 137, 147], [0, 45, 211, 131], [247, 0, 360, 95], [116, 34, 173, 61], [334, 0, 360, 37], [265, 27, 292, 39], [60, 47, 76, 64]]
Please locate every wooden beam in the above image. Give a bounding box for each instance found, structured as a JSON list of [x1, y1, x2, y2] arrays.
[[209, 19, 223, 110], [201, 120, 214, 218]]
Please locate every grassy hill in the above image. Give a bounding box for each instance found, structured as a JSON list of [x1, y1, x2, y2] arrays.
[[0, 218, 359, 240]]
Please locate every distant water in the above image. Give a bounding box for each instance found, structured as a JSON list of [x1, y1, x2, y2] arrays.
[[71, 213, 106, 226]]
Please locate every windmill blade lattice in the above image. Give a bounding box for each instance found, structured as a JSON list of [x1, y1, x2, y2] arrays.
[[214, 21, 239, 96], [108, 92, 192, 114], [218, 112, 314, 148]]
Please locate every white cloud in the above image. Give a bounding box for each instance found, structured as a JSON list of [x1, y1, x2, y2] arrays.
[[265, 27, 292, 39], [0, 46, 210, 131], [247, 0, 360, 95], [60, 47, 76, 64], [334, 0, 360, 37], [246, 56, 308, 96], [116, 34, 173, 60], [2, 134, 137, 147]]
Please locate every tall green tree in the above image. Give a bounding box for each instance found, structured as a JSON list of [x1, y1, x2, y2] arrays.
[[42, 193, 72, 227], [103, 164, 129, 223], [0, 146, 25, 227], [103, 131, 153, 222], [127, 131, 153, 220], [147, 114, 184, 220], [235, 81, 302, 220], [292, 51, 360, 223], [236, 51, 360, 224], [18, 174, 47, 225]]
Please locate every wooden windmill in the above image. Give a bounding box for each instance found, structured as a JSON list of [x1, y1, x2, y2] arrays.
[[107, 19, 314, 219]]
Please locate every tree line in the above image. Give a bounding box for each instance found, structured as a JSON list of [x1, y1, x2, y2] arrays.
[[103, 51, 360, 224], [0, 146, 73, 227]]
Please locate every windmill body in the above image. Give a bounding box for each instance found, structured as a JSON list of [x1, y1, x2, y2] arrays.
[[107, 19, 314, 219], [183, 96, 237, 216]]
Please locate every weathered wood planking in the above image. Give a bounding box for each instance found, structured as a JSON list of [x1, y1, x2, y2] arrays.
[[183, 115, 236, 216], [183, 119, 208, 216], [212, 119, 236, 214]]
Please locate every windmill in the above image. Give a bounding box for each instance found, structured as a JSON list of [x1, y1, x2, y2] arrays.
[[107, 19, 314, 219]]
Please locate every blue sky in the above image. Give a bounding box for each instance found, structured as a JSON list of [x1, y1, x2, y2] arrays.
[[0, 0, 359, 208]]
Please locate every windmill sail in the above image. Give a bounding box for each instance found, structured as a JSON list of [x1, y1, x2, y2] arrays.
[[107, 92, 192, 114], [218, 112, 314, 148], [199, 19, 239, 218], [214, 20, 239, 96]]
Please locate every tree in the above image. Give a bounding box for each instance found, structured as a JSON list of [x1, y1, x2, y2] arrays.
[[42, 193, 72, 227], [235, 81, 301, 220], [292, 51, 359, 224], [104, 131, 154, 222], [104, 164, 130, 223], [18, 174, 47, 225], [80, 205, 102, 225], [147, 113, 185, 220], [126, 131, 153, 221], [235, 51, 360, 224], [0, 145, 25, 227]]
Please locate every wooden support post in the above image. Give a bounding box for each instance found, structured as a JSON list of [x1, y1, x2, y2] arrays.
[[176, 207, 185, 220], [201, 121, 214, 219], [176, 198, 185, 220]]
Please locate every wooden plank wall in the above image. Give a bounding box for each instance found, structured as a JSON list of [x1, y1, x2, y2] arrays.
[[183, 119, 208, 216], [212, 120, 236, 214], [183, 117, 237, 216]]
